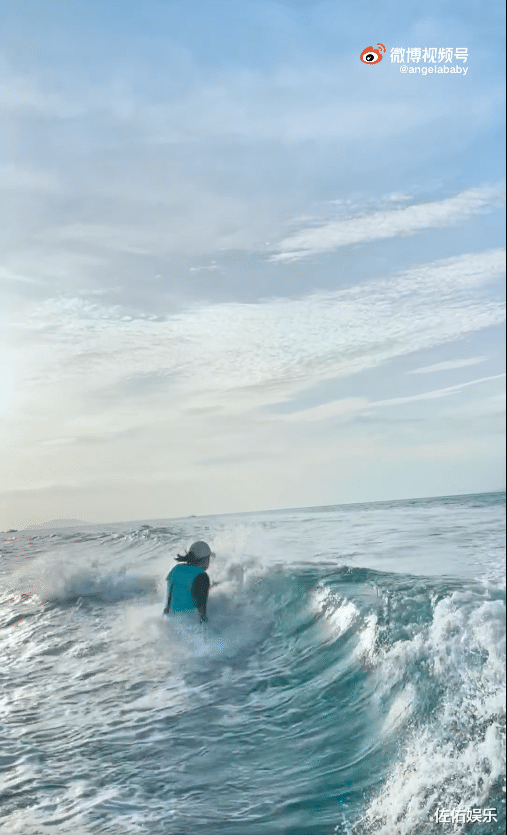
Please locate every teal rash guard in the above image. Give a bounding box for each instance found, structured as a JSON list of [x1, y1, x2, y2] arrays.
[[165, 564, 210, 615]]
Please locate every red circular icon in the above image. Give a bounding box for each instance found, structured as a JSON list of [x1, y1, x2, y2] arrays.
[[360, 45, 384, 64]]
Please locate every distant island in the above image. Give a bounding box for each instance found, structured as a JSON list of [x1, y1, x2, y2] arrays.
[[22, 518, 89, 530]]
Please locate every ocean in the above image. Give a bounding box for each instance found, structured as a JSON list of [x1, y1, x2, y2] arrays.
[[1, 492, 505, 835]]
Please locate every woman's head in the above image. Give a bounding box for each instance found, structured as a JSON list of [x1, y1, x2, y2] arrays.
[[175, 540, 214, 569]]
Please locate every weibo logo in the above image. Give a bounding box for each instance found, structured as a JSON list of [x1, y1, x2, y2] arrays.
[[360, 44, 386, 64]]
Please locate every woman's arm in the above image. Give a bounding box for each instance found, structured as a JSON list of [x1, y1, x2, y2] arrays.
[[163, 587, 172, 615], [192, 573, 210, 622]]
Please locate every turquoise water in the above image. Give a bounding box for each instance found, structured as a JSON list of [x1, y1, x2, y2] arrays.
[[1, 492, 505, 834]]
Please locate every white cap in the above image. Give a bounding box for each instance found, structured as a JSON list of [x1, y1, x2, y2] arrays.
[[188, 541, 213, 560]]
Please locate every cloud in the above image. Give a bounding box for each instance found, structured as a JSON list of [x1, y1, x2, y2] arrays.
[[273, 397, 367, 423], [189, 262, 220, 273], [0, 164, 60, 191], [42, 223, 158, 256], [371, 375, 506, 408], [271, 377, 506, 424], [270, 186, 505, 262], [1, 268, 42, 285], [0, 69, 88, 118], [441, 390, 506, 422], [1, 26, 503, 272], [6, 249, 504, 428], [408, 356, 490, 374]]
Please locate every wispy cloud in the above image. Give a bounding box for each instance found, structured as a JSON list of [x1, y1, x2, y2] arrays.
[[408, 357, 490, 374], [272, 376, 506, 424], [274, 397, 367, 423], [270, 186, 505, 262], [7, 249, 505, 428], [189, 262, 220, 273], [0, 164, 61, 191], [371, 375, 506, 408], [42, 223, 159, 256], [1, 268, 42, 285], [0, 70, 88, 118]]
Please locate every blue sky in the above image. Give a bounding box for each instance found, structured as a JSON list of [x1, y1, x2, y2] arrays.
[[1, 0, 505, 527]]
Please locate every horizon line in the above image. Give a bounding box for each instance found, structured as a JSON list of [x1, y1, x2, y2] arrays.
[[7, 488, 505, 532]]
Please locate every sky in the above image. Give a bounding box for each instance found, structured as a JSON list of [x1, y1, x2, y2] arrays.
[[1, 0, 505, 528]]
